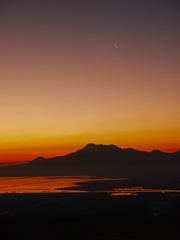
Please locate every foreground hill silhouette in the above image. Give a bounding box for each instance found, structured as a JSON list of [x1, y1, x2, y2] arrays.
[[0, 143, 180, 177]]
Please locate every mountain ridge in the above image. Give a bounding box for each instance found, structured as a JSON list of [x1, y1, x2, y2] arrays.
[[27, 144, 179, 162], [0, 143, 180, 177]]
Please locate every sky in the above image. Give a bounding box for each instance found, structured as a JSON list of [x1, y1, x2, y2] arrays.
[[0, 0, 180, 162]]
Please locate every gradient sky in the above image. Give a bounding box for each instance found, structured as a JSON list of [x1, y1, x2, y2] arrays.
[[0, 0, 180, 162]]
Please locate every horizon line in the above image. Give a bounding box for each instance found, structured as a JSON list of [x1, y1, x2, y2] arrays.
[[1, 143, 180, 163]]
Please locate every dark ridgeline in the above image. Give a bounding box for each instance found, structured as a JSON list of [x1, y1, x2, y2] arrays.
[[0, 143, 180, 177], [1, 144, 180, 240]]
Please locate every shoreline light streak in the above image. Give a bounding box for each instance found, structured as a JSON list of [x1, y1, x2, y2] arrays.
[[0, 177, 180, 196]]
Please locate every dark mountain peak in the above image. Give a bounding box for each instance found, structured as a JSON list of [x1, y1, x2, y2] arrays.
[[29, 156, 46, 164], [85, 143, 97, 148], [150, 150, 164, 154], [35, 156, 46, 160], [124, 148, 136, 152], [82, 143, 120, 152], [109, 144, 121, 149]]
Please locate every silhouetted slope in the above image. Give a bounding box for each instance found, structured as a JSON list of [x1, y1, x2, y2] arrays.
[[0, 144, 180, 177], [0, 161, 29, 167]]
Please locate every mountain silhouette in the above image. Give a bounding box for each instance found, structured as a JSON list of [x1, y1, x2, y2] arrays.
[[0, 144, 180, 177]]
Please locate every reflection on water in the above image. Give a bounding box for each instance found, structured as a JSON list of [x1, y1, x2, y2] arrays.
[[110, 187, 180, 196], [0, 176, 126, 194], [0, 176, 180, 195]]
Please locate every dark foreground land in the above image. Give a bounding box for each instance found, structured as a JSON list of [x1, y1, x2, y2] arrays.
[[1, 191, 180, 240], [2, 144, 180, 239]]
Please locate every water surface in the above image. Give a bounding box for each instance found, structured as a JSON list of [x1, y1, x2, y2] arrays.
[[0, 176, 125, 193], [1, 176, 180, 195]]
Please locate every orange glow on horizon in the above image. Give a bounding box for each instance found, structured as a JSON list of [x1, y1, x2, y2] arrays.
[[1, 128, 180, 162], [0, 139, 180, 162], [0, 1, 180, 163]]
